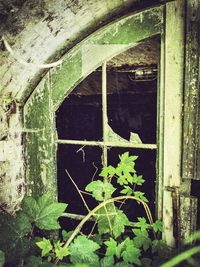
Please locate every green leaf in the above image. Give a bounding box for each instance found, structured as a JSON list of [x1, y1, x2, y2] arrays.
[[119, 152, 138, 164], [120, 186, 133, 196], [37, 202, 67, 230], [104, 238, 118, 257], [152, 240, 169, 258], [36, 237, 53, 257], [112, 210, 130, 238], [134, 191, 148, 203], [96, 204, 117, 235], [0, 250, 5, 267], [62, 230, 74, 241], [54, 240, 69, 260], [133, 229, 151, 251], [121, 244, 141, 265], [100, 256, 114, 267], [69, 235, 100, 266], [0, 212, 32, 263], [117, 175, 129, 186], [134, 217, 149, 232], [22, 193, 67, 230], [100, 165, 116, 178], [21, 196, 40, 221], [115, 153, 137, 185], [132, 174, 145, 186], [86, 180, 116, 201], [152, 220, 163, 233]]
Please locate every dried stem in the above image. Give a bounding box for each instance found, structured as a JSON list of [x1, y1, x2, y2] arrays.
[[2, 36, 63, 69], [65, 169, 90, 212]]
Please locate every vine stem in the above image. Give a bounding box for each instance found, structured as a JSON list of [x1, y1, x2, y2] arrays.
[[160, 246, 200, 267], [55, 195, 153, 264]]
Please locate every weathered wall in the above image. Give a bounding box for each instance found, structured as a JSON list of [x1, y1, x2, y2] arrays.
[[0, 0, 166, 212], [0, 0, 138, 211], [0, 98, 24, 213]]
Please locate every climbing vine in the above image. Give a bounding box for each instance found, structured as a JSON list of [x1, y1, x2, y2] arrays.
[[0, 152, 199, 267]]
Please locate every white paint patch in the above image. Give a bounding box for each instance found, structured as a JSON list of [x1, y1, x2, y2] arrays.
[[81, 44, 128, 76]]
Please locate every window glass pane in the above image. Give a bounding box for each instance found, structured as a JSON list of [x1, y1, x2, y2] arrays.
[[106, 37, 159, 144], [56, 70, 103, 141], [57, 144, 102, 230]]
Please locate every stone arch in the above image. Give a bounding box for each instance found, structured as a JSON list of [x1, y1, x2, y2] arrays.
[[24, 6, 162, 196]]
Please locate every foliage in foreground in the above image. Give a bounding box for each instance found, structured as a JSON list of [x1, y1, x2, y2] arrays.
[[0, 152, 199, 266]]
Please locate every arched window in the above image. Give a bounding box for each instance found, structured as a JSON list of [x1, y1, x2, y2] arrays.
[[24, 3, 186, 246]]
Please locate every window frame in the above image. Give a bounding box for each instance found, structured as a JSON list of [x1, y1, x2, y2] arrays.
[[24, 2, 185, 246]]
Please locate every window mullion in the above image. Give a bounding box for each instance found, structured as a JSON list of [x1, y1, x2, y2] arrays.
[[102, 62, 108, 168]]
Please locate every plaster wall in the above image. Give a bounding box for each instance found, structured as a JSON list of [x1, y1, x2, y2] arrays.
[[0, 0, 144, 212]]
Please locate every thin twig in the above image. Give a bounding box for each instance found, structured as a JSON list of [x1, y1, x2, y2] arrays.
[[88, 221, 97, 239], [76, 146, 86, 162], [92, 162, 98, 181], [65, 169, 90, 212], [80, 190, 92, 196], [2, 36, 63, 69]]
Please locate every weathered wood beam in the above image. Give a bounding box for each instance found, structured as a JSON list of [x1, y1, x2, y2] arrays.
[[162, 0, 185, 247], [182, 0, 200, 180]]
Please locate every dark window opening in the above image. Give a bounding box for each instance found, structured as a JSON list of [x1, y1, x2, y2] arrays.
[[191, 180, 200, 229], [56, 38, 159, 232]]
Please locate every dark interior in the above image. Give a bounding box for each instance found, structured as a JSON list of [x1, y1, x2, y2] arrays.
[[56, 67, 158, 232]]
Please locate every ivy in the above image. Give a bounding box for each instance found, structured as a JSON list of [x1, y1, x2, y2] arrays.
[[69, 236, 100, 266], [36, 238, 53, 257], [0, 152, 176, 267], [133, 229, 152, 251], [0, 250, 5, 267], [85, 180, 116, 201], [22, 193, 67, 230], [112, 210, 130, 238]]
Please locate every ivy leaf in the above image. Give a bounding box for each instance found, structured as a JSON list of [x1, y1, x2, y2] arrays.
[[36, 202, 67, 230], [85, 180, 116, 201], [134, 217, 149, 232], [100, 256, 114, 267], [100, 165, 116, 178], [69, 235, 100, 266], [115, 153, 137, 183], [22, 193, 67, 230], [152, 220, 163, 233], [0, 212, 32, 263], [0, 250, 5, 267], [133, 229, 151, 251], [36, 237, 53, 257], [117, 175, 129, 186], [54, 240, 69, 260], [119, 152, 138, 164], [62, 230, 74, 241], [120, 186, 133, 196], [133, 174, 145, 186], [134, 191, 148, 203], [112, 210, 130, 238], [21, 196, 39, 221], [104, 238, 118, 257], [121, 244, 141, 265], [96, 204, 117, 234], [152, 240, 169, 258]]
